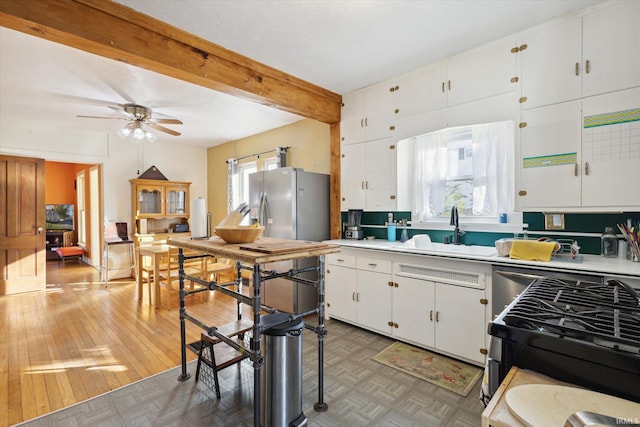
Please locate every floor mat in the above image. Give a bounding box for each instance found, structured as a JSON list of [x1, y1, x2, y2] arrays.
[[373, 341, 482, 396]]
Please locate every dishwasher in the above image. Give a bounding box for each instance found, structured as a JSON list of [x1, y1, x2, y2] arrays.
[[491, 265, 603, 319]]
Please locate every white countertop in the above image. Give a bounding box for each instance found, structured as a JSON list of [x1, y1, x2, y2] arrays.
[[325, 239, 640, 279]]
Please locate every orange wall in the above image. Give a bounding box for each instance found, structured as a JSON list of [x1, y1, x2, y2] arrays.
[[45, 161, 77, 204]]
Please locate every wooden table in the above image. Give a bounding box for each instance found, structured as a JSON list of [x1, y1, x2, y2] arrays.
[[136, 244, 169, 308], [167, 235, 340, 427]]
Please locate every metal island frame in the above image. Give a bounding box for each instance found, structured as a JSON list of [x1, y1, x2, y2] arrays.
[[167, 235, 340, 427]]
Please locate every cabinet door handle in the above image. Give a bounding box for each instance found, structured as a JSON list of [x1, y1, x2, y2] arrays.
[[441, 81, 445, 93], [356, 292, 360, 302], [430, 310, 433, 321], [365, 181, 369, 190], [448, 80, 451, 91], [584, 162, 590, 176], [393, 323, 398, 328], [585, 59, 591, 74], [364, 117, 368, 127], [361, 181, 365, 190], [435, 311, 440, 322], [352, 292, 356, 301], [360, 118, 364, 128], [575, 62, 580, 76], [574, 163, 579, 177]]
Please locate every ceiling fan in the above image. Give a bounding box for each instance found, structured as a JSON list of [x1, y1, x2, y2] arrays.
[[77, 103, 183, 142]]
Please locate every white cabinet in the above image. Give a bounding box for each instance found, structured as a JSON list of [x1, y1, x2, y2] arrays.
[[340, 137, 396, 211], [392, 37, 516, 120], [393, 259, 488, 365], [582, 1, 640, 97], [341, 81, 395, 146], [391, 38, 517, 141], [327, 248, 489, 366], [518, 101, 582, 209], [325, 251, 392, 334], [581, 89, 640, 208], [519, 87, 640, 210], [520, 1, 640, 110], [446, 37, 517, 107], [325, 253, 357, 321]]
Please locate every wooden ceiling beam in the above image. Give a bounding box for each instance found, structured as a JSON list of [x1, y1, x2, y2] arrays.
[[0, 0, 341, 124]]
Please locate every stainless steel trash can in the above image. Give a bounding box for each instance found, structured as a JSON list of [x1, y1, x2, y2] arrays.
[[260, 313, 307, 427]]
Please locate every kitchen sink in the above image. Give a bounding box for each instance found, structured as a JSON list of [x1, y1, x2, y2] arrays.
[[396, 240, 497, 257]]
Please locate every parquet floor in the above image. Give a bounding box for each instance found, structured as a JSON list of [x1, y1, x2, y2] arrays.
[[0, 261, 251, 427]]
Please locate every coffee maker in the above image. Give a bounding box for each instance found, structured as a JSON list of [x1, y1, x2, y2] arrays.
[[344, 209, 364, 240]]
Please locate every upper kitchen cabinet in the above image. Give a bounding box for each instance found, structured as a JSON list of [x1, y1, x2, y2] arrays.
[[445, 37, 517, 107], [518, 87, 640, 211], [341, 137, 396, 211], [392, 37, 517, 119], [130, 179, 191, 243], [340, 81, 395, 146], [520, 1, 640, 110]]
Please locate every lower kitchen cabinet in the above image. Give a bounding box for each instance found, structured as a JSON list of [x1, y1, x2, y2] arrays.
[[326, 248, 489, 365], [325, 251, 392, 335], [393, 275, 486, 365]]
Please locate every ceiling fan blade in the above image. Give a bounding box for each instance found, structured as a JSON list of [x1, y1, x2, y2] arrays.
[[149, 123, 181, 136], [149, 118, 183, 125], [107, 105, 133, 117], [76, 115, 129, 120]]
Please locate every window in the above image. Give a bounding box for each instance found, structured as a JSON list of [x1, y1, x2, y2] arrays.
[[399, 120, 514, 223]]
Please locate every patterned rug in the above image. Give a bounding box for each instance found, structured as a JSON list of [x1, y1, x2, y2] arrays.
[[373, 342, 483, 396]]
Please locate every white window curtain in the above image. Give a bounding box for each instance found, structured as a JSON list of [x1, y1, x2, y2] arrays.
[[412, 120, 514, 221], [471, 121, 514, 216], [413, 130, 448, 221]]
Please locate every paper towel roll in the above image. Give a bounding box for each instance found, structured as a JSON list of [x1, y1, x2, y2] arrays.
[[191, 198, 207, 238]]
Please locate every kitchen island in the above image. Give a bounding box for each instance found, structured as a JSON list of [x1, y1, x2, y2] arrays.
[[167, 235, 340, 427]]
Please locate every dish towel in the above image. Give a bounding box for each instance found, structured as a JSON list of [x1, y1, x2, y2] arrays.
[[509, 240, 560, 262]]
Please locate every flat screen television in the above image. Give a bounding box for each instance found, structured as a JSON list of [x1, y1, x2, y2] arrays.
[[45, 204, 74, 231]]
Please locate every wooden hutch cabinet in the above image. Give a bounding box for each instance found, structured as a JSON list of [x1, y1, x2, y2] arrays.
[[130, 178, 191, 244]]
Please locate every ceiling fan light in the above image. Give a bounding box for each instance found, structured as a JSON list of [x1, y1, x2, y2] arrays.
[[132, 126, 145, 141], [145, 131, 157, 143], [117, 126, 132, 139]]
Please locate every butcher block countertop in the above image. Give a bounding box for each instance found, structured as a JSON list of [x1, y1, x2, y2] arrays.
[[167, 235, 341, 264]]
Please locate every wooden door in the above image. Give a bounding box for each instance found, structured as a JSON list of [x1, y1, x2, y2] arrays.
[[0, 155, 46, 295]]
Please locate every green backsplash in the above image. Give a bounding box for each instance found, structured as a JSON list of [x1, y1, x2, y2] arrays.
[[341, 211, 640, 255]]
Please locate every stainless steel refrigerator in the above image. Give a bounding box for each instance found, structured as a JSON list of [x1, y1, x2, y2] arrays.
[[249, 167, 330, 313]]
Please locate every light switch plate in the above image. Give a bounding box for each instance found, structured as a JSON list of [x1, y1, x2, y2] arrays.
[[544, 213, 565, 230]]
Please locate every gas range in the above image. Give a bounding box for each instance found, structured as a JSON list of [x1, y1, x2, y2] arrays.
[[486, 277, 640, 404]]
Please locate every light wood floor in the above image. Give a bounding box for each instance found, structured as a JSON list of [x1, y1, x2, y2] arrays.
[[0, 261, 252, 427]]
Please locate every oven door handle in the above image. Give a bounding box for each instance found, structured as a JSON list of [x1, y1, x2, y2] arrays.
[[494, 270, 545, 282]]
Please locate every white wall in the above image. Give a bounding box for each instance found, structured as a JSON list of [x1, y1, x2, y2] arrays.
[[0, 119, 208, 230]]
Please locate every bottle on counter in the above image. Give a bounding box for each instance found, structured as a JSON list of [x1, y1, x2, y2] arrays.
[[601, 226, 618, 258]]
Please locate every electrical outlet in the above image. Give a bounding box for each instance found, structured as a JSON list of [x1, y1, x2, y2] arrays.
[[544, 213, 565, 230]]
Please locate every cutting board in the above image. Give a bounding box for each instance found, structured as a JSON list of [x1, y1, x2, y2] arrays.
[[239, 240, 329, 254], [505, 384, 640, 426]]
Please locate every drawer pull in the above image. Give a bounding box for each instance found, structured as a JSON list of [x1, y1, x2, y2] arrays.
[[368, 263, 377, 267]]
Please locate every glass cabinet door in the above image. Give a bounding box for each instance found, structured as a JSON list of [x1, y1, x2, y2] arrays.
[[138, 186, 163, 215], [166, 186, 188, 216]]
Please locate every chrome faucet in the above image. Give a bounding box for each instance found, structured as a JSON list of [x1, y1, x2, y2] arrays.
[[449, 205, 464, 245]]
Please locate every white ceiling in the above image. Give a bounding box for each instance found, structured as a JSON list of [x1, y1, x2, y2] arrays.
[[0, 0, 601, 148]]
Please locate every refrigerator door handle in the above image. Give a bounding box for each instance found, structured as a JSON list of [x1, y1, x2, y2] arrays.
[[259, 191, 267, 226]]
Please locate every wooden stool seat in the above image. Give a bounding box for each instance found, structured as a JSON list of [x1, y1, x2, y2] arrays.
[[56, 246, 84, 265], [195, 319, 254, 398]]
